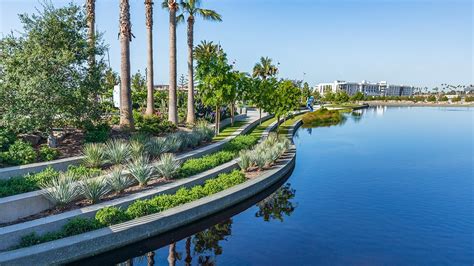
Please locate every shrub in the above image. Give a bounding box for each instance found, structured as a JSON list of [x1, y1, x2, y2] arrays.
[[80, 176, 110, 204], [179, 150, 235, 178], [104, 139, 131, 165], [127, 156, 154, 186], [452, 96, 461, 102], [0, 127, 15, 151], [193, 121, 214, 142], [465, 96, 474, 102], [427, 95, 437, 102], [155, 153, 181, 179], [224, 135, 259, 152], [39, 146, 60, 161], [84, 123, 110, 143], [438, 95, 449, 102], [137, 114, 162, 135], [40, 173, 81, 207], [62, 217, 102, 236], [82, 143, 105, 168], [107, 166, 134, 193], [95, 207, 129, 226], [159, 120, 178, 133], [301, 108, 343, 127], [125, 199, 159, 219], [3, 140, 37, 165], [66, 165, 102, 180]]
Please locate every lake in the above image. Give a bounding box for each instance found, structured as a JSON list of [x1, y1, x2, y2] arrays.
[[76, 106, 473, 266]]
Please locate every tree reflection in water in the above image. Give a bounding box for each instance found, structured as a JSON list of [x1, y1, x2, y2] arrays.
[[192, 219, 233, 265], [255, 183, 297, 222]]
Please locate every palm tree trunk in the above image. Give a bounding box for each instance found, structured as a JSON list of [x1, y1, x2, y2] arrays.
[[147, 251, 155, 266], [230, 102, 235, 126], [145, 0, 155, 116], [86, 0, 95, 68], [119, 0, 134, 129], [259, 108, 262, 125], [185, 237, 192, 266], [168, 243, 176, 266], [186, 16, 196, 125], [168, 0, 178, 124]]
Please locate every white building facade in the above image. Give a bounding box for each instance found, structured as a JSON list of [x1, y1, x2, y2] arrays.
[[315, 80, 414, 97]]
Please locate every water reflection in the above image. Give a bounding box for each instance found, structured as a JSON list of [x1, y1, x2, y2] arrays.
[[111, 183, 296, 266], [255, 183, 297, 222]]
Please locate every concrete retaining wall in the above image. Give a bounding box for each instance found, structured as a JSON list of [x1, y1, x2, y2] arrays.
[[0, 114, 268, 224]]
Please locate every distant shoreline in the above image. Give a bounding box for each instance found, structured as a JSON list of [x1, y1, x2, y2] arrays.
[[365, 101, 474, 108]]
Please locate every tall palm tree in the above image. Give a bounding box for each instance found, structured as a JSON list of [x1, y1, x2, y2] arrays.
[[119, 0, 134, 129], [163, 0, 179, 125], [252, 56, 278, 123], [85, 0, 95, 68], [145, 0, 155, 115], [252, 56, 278, 80], [178, 0, 222, 125]]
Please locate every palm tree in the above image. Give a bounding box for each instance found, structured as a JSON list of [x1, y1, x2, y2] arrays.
[[119, 0, 134, 129], [145, 0, 155, 116], [252, 56, 278, 80], [252, 56, 278, 123], [178, 0, 222, 125], [163, 0, 179, 125], [85, 0, 95, 68]]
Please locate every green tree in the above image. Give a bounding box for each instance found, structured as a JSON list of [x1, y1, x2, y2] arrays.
[[131, 71, 147, 109], [195, 41, 233, 134], [0, 2, 107, 143], [334, 91, 349, 103], [268, 80, 301, 133], [350, 91, 365, 102], [322, 91, 335, 102], [178, 0, 222, 125], [252, 57, 279, 123], [301, 82, 311, 105]]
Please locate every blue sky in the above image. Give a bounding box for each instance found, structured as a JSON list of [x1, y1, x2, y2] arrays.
[[1, 0, 472, 87]]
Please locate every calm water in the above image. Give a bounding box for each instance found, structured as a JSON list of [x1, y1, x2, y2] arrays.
[[78, 107, 473, 266]]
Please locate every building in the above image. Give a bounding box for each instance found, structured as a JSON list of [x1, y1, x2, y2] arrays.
[[315, 80, 414, 97]]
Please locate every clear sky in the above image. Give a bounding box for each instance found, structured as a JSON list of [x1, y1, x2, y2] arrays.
[[1, 0, 472, 88]]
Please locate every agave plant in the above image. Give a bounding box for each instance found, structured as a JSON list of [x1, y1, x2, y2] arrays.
[[104, 139, 131, 165], [107, 166, 134, 193], [252, 151, 267, 170], [130, 140, 145, 159], [40, 173, 81, 208], [145, 137, 168, 157], [186, 131, 201, 149], [194, 121, 214, 142], [127, 156, 155, 187], [80, 176, 110, 204], [82, 143, 105, 168], [165, 133, 184, 152], [238, 150, 252, 172], [155, 153, 181, 179]]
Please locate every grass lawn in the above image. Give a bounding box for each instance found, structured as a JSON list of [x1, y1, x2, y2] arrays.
[[275, 113, 306, 136], [246, 116, 277, 138], [324, 103, 363, 109], [213, 120, 248, 141]]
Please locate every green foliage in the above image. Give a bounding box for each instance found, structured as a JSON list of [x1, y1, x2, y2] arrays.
[[451, 96, 461, 102], [0, 127, 16, 151], [155, 153, 181, 179], [104, 139, 131, 165], [39, 146, 60, 161], [322, 91, 335, 102], [62, 217, 102, 236], [266, 80, 301, 121], [1, 140, 37, 165], [350, 91, 365, 101], [84, 123, 110, 143], [133, 111, 177, 135], [302, 108, 343, 127], [427, 95, 437, 102], [178, 135, 258, 178], [465, 96, 474, 102], [334, 91, 350, 103], [0, 3, 107, 135], [438, 95, 449, 101], [127, 156, 154, 186], [39, 173, 82, 207], [82, 143, 106, 168], [95, 207, 130, 226], [80, 176, 110, 204]]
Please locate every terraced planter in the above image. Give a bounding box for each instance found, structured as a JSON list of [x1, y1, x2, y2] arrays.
[[0, 115, 269, 224], [0, 144, 297, 266], [0, 114, 249, 181]]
